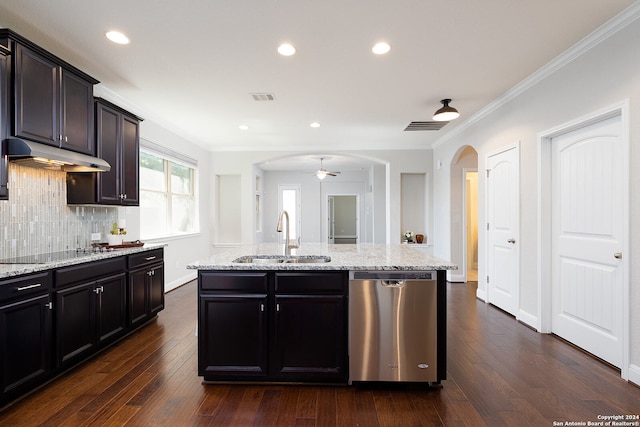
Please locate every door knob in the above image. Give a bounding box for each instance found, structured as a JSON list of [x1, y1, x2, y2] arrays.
[[614, 252, 622, 259], [507, 238, 516, 244]]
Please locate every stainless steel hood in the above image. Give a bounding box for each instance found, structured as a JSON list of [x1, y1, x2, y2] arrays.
[[5, 138, 110, 172]]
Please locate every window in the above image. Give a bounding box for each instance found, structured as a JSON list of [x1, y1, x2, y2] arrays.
[[278, 184, 301, 242], [140, 147, 198, 239]]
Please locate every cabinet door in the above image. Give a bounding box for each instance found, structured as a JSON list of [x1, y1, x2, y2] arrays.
[[199, 295, 268, 380], [149, 264, 164, 317], [56, 282, 97, 366], [61, 69, 94, 155], [95, 102, 121, 204], [0, 48, 9, 200], [97, 273, 126, 344], [120, 114, 139, 205], [128, 268, 148, 328], [14, 44, 59, 146], [273, 295, 346, 382], [0, 294, 52, 395]]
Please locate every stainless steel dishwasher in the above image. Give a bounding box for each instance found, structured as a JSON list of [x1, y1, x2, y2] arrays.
[[349, 270, 438, 383]]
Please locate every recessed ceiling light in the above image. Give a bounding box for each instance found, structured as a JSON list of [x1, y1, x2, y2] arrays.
[[372, 42, 391, 55], [278, 43, 296, 56], [239, 125, 249, 130], [310, 122, 320, 128], [106, 31, 130, 45]]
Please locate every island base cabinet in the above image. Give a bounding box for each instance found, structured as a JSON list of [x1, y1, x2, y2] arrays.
[[198, 270, 348, 383], [273, 295, 346, 382], [199, 295, 268, 380], [0, 294, 52, 396]]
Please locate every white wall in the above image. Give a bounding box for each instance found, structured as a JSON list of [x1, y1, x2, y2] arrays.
[[132, 119, 210, 292], [432, 14, 640, 380], [261, 169, 368, 243], [210, 149, 433, 246]]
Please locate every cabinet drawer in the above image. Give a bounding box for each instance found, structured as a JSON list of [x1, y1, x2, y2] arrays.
[[0, 272, 51, 302], [55, 257, 125, 288], [128, 249, 164, 270], [200, 272, 268, 292], [275, 272, 347, 294]]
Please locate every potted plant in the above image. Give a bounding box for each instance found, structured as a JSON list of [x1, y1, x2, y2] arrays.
[[107, 222, 126, 246]]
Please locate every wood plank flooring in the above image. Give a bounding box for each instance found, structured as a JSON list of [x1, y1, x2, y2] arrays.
[[1, 280, 638, 426]]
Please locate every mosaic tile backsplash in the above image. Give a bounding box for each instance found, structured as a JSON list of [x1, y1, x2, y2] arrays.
[[0, 163, 118, 259]]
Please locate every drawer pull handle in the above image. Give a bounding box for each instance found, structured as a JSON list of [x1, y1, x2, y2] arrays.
[[145, 256, 157, 261], [16, 283, 42, 291]]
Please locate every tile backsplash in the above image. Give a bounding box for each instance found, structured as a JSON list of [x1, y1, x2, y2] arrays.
[[0, 163, 118, 259]]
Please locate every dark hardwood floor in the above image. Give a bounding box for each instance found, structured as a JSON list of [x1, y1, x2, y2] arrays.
[[1, 280, 638, 426]]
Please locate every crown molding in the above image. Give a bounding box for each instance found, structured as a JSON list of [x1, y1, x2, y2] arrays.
[[431, 1, 640, 149]]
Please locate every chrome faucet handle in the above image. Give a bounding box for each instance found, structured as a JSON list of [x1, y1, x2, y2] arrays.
[[289, 236, 301, 249]]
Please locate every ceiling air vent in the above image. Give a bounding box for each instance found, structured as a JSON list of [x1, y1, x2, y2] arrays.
[[250, 93, 275, 101], [404, 121, 448, 131]]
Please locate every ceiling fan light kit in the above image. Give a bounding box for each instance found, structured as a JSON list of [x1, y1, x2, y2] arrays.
[[316, 157, 340, 180], [432, 98, 460, 121]]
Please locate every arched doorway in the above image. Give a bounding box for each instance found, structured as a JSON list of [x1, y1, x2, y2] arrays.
[[449, 146, 478, 282]]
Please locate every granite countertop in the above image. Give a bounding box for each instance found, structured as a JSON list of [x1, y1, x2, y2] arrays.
[[0, 244, 166, 279], [187, 243, 457, 271]]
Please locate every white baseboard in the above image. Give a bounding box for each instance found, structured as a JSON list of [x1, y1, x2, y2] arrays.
[[628, 364, 640, 387], [476, 288, 487, 302], [166, 271, 197, 292], [517, 309, 538, 330]]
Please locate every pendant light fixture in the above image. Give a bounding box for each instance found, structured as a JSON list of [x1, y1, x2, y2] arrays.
[[433, 99, 460, 121]]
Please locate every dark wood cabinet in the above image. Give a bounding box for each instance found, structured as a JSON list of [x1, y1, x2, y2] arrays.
[[128, 249, 164, 328], [198, 270, 347, 383], [273, 295, 345, 380], [55, 259, 126, 367], [12, 41, 96, 154], [273, 272, 347, 382], [60, 69, 94, 154], [0, 43, 10, 200], [198, 272, 268, 380], [0, 249, 164, 406], [0, 272, 52, 400], [66, 98, 142, 205], [200, 294, 268, 379]]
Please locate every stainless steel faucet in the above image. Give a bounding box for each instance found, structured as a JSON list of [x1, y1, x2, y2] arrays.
[[277, 210, 300, 256]]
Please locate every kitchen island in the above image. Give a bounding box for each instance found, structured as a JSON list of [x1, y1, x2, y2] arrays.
[[188, 243, 456, 384]]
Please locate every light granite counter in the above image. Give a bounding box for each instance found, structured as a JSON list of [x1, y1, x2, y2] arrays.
[[187, 243, 457, 271], [0, 244, 166, 279]]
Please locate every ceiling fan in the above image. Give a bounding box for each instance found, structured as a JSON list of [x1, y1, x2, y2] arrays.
[[316, 158, 340, 180]]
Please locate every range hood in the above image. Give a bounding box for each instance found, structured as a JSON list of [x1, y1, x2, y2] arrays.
[[5, 138, 110, 172]]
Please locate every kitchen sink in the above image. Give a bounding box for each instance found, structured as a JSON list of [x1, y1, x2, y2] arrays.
[[232, 255, 331, 264]]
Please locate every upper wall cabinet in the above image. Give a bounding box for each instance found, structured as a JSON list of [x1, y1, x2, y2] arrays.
[[0, 43, 10, 200], [67, 98, 142, 206], [0, 29, 98, 155]]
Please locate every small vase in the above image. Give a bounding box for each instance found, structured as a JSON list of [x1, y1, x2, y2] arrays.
[[415, 234, 424, 244], [107, 234, 123, 246]]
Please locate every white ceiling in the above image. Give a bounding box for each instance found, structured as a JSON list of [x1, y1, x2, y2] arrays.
[[0, 0, 634, 159]]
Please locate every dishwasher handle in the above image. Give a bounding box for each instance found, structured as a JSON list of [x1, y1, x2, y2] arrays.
[[381, 280, 404, 287]]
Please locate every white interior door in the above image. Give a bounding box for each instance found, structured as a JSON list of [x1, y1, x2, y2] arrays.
[[551, 115, 624, 367], [486, 145, 520, 316]]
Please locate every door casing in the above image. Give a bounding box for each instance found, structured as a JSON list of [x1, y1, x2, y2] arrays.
[[537, 101, 630, 380]]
